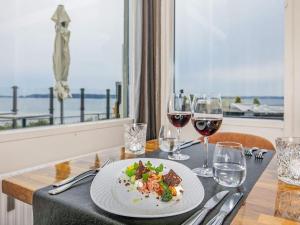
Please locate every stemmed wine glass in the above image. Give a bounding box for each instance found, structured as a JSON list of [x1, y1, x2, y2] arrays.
[[191, 94, 223, 177], [167, 93, 191, 160]]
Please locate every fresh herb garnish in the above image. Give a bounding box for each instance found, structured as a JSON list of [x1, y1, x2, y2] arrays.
[[155, 163, 164, 173], [160, 181, 173, 202], [145, 161, 155, 170], [145, 161, 164, 173], [125, 161, 164, 178], [133, 162, 139, 169], [142, 173, 150, 181], [161, 189, 173, 202], [125, 165, 136, 177], [160, 181, 168, 190], [145, 161, 152, 168]]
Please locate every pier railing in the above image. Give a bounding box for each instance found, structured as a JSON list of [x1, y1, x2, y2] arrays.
[[0, 82, 123, 130]]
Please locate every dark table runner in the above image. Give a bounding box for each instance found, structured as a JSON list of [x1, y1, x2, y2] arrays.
[[33, 144, 274, 225]]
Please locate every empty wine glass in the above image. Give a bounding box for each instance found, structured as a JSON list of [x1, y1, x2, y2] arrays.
[[191, 94, 223, 177], [213, 142, 246, 187], [159, 124, 178, 153], [167, 93, 191, 160]]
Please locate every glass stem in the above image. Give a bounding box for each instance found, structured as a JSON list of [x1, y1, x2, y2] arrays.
[[203, 136, 209, 168], [176, 127, 182, 154]]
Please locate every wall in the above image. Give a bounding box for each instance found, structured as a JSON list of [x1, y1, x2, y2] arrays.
[[284, 0, 300, 136], [0, 118, 132, 174]]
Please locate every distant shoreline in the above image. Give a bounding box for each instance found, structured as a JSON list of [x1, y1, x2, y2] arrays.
[[222, 96, 283, 99]]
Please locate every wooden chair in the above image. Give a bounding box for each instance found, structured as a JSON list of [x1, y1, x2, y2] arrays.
[[205, 132, 275, 150]]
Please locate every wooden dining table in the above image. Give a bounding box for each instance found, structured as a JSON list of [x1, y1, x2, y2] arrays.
[[2, 140, 300, 225]]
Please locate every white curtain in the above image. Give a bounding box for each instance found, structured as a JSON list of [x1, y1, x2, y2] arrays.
[[129, 0, 143, 121]]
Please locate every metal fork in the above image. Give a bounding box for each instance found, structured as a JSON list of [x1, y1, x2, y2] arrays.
[[255, 150, 268, 159], [53, 159, 111, 187], [244, 147, 259, 157], [49, 159, 112, 195]]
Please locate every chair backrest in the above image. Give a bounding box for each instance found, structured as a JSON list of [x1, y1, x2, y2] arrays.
[[206, 132, 275, 150]]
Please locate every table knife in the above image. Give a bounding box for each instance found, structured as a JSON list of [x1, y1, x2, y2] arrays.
[[180, 140, 193, 146], [48, 160, 112, 195], [206, 192, 244, 225], [48, 173, 97, 195], [181, 191, 229, 225], [180, 140, 201, 149]]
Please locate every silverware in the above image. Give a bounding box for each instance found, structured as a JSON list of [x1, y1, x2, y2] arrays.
[[206, 192, 243, 225], [53, 159, 111, 187], [181, 191, 229, 225], [180, 140, 201, 149], [244, 147, 259, 156], [255, 150, 268, 159], [180, 140, 193, 147], [48, 173, 96, 195], [49, 160, 111, 195]]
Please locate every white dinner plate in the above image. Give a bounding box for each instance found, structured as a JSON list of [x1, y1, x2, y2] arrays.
[[90, 158, 204, 218]]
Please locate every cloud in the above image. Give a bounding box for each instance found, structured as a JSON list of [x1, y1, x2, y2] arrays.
[[0, 0, 123, 94], [176, 61, 283, 96], [185, 2, 227, 40], [206, 62, 283, 82]]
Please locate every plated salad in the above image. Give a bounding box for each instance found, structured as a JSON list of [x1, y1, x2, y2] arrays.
[[120, 160, 184, 202]]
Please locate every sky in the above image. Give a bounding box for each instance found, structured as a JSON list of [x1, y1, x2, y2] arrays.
[[0, 0, 284, 97], [0, 0, 123, 95], [175, 0, 284, 97]]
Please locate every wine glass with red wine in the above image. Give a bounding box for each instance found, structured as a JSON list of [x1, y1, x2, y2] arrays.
[[191, 94, 223, 177], [167, 93, 191, 160]]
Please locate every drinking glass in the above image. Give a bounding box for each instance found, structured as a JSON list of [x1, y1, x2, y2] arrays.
[[124, 123, 147, 155], [276, 137, 300, 186], [213, 142, 246, 187], [167, 93, 191, 160], [159, 124, 178, 153], [191, 94, 223, 177]]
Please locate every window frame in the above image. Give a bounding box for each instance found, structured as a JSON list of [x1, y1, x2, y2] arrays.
[[0, 117, 132, 143], [161, 0, 284, 130], [0, 0, 130, 136]]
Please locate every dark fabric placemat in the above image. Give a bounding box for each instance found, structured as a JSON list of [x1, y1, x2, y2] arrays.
[[33, 144, 274, 225]]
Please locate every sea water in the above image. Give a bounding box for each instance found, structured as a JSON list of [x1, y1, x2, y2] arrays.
[[213, 162, 246, 187], [0, 97, 115, 125]]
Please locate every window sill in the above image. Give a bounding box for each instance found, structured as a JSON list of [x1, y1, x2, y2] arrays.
[[222, 117, 284, 129], [0, 118, 133, 143]]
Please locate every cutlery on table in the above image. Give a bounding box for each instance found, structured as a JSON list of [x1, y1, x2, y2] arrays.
[[53, 159, 111, 187], [49, 160, 111, 195], [206, 192, 243, 225], [244, 147, 259, 156], [180, 140, 201, 149], [181, 191, 229, 225], [180, 140, 193, 146], [255, 150, 268, 159]]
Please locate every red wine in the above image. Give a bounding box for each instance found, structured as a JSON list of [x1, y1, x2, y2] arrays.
[[167, 113, 191, 128], [192, 117, 222, 136]]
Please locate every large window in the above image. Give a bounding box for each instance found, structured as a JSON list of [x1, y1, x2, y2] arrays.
[[175, 0, 284, 120], [0, 0, 127, 130]]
